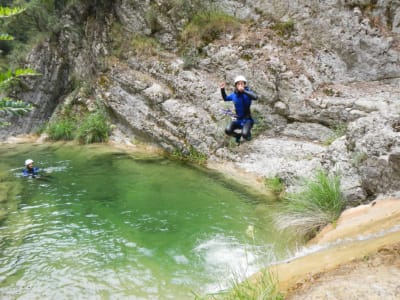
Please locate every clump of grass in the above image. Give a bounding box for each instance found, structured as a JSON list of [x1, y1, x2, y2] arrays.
[[75, 109, 111, 144], [171, 145, 207, 165], [265, 176, 285, 199], [47, 118, 76, 141], [271, 19, 295, 38], [46, 105, 77, 141], [275, 170, 345, 239], [46, 101, 111, 144], [199, 270, 283, 300], [131, 35, 162, 57], [180, 10, 240, 49], [323, 123, 347, 145]]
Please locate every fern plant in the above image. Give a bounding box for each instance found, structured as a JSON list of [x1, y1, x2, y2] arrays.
[[0, 4, 38, 127]]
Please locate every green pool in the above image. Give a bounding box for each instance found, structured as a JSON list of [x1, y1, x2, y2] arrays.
[[0, 143, 293, 299]]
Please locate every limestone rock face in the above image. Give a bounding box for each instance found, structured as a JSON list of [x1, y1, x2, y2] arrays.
[[2, 0, 400, 203]]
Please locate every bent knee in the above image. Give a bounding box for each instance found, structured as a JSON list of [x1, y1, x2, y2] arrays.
[[225, 128, 233, 135]]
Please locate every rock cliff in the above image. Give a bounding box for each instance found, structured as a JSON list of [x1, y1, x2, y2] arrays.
[[2, 0, 400, 204]]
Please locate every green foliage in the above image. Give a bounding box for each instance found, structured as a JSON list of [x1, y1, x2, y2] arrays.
[[181, 10, 240, 49], [0, 4, 39, 127], [0, 6, 25, 17], [0, 97, 33, 115], [323, 123, 347, 145], [171, 145, 207, 165], [275, 170, 345, 239], [131, 35, 162, 57], [47, 118, 76, 140], [75, 109, 111, 144], [199, 270, 283, 300], [265, 176, 285, 199], [46, 102, 111, 144], [229, 271, 284, 300], [271, 19, 295, 38], [0, 33, 13, 40], [251, 110, 269, 137], [109, 22, 126, 58], [1, 1, 58, 65]]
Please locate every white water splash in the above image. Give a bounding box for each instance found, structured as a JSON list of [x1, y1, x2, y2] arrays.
[[194, 234, 272, 293]]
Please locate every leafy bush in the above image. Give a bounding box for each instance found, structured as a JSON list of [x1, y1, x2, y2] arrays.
[[75, 110, 111, 144], [275, 170, 345, 239], [47, 118, 76, 140]]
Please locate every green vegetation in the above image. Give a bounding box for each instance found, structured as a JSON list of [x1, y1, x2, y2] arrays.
[[131, 35, 162, 58], [251, 110, 269, 137], [110, 24, 163, 60], [275, 170, 345, 239], [75, 109, 110, 144], [227, 270, 284, 300], [46, 102, 111, 144], [0, 5, 25, 17], [47, 117, 76, 141], [179, 9, 241, 68], [0, 4, 40, 127], [0, 97, 33, 126], [271, 19, 295, 38], [265, 176, 285, 199], [197, 270, 283, 300], [180, 10, 240, 50], [1, 1, 58, 68], [171, 145, 207, 165], [323, 123, 347, 145]]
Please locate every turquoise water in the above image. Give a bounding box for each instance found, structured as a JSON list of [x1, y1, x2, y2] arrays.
[[0, 143, 293, 299]]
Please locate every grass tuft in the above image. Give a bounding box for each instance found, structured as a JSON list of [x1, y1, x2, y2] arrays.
[[47, 118, 76, 141], [196, 269, 283, 300], [265, 176, 285, 199], [180, 10, 240, 49], [171, 145, 207, 165], [275, 170, 345, 239], [75, 109, 111, 144]]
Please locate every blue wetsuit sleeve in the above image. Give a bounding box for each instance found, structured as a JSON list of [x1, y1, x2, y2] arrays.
[[22, 169, 28, 177], [221, 88, 234, 102], [244, 89, 258, 100]]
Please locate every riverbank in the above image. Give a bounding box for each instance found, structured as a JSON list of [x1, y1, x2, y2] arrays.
[[257, 198, 400, 299]]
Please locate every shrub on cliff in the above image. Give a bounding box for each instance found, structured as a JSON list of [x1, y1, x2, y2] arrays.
[[275, 170, 345, 239], [180, 10, 240, 50], [75, 109, 111, 144]]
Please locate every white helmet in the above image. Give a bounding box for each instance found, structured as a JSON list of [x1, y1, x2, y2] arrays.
[[25, 159, 34, 166], [234, 75, 247, 85]]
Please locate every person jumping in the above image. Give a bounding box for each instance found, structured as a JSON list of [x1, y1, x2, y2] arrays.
[[220, 75, 258, 145]]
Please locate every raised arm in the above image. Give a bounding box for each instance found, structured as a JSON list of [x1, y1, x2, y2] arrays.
[[220, 82, 228, 101]]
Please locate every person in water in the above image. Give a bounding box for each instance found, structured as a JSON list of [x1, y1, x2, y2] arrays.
[[22, 159, 39, 178], [220, 75, 258, 144]]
